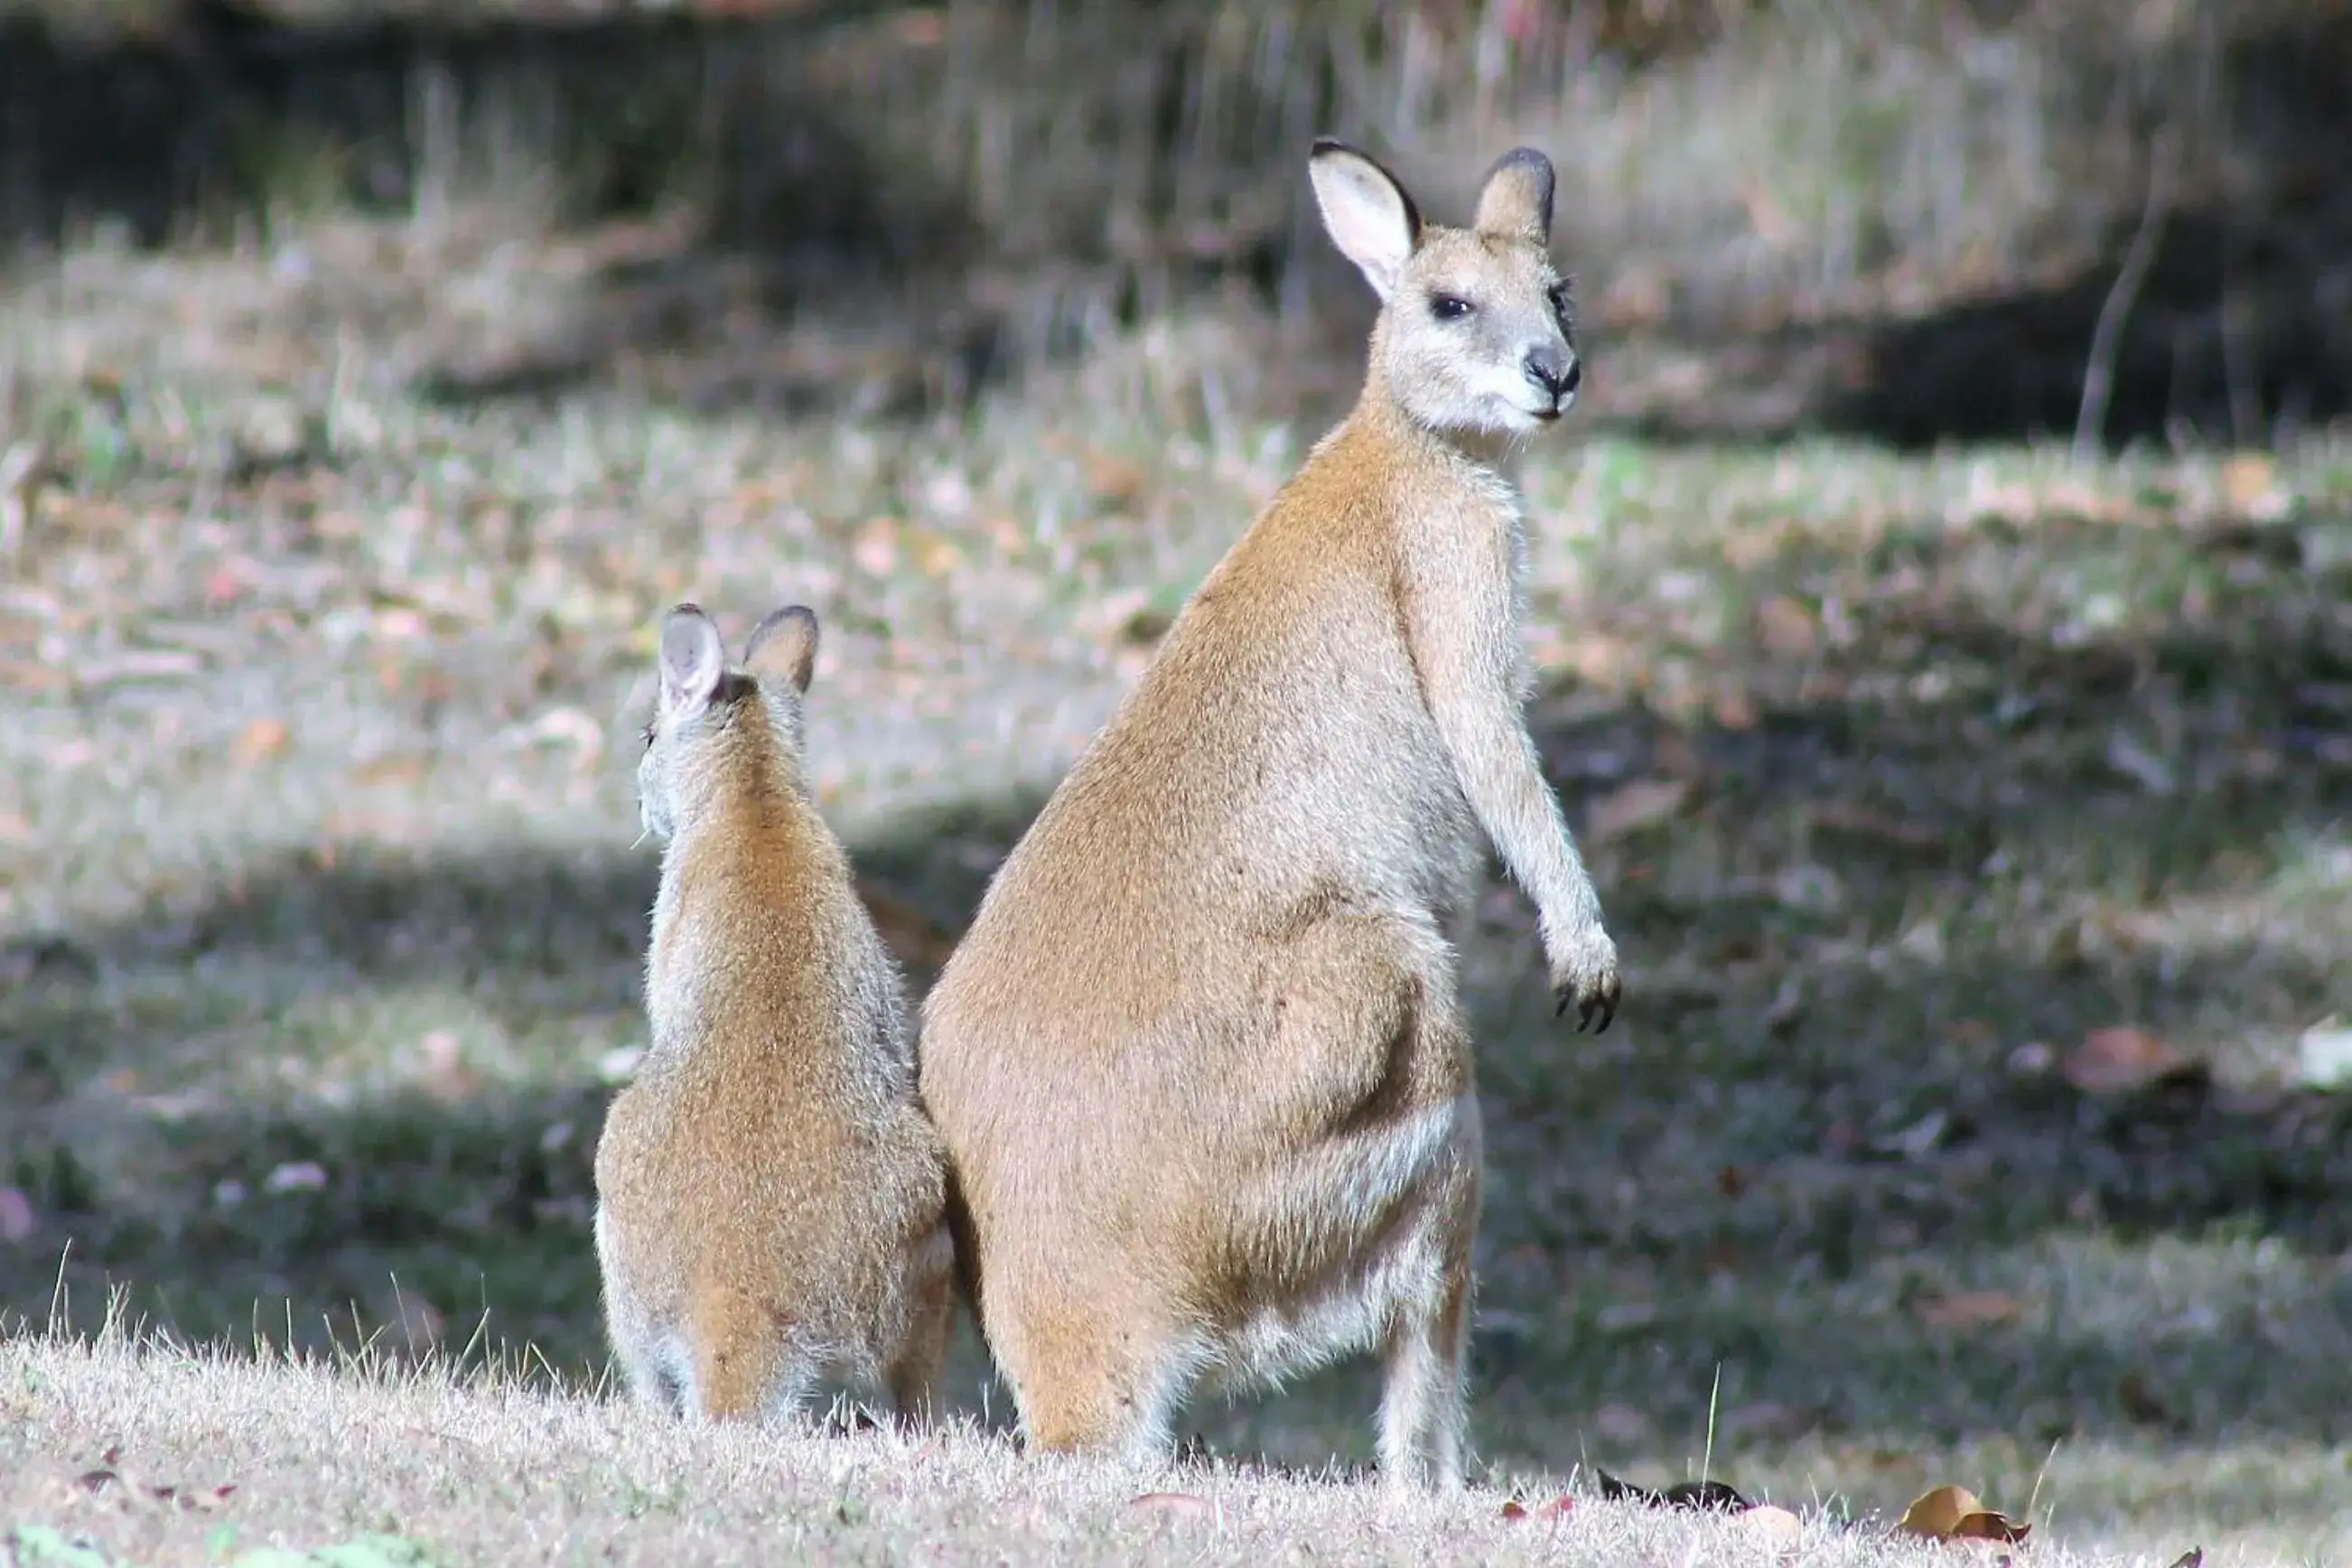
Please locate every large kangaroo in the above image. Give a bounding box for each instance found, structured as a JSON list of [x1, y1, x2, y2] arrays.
[[919, 139, 1618, 1492]]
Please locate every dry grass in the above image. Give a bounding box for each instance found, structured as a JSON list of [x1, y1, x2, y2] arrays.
[[3, 1320, 2338, 1566], [11, 0, 2349, 452]]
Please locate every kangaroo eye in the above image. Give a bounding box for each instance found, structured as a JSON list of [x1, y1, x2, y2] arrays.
[[1428, 294, 1472, 322], [1547, 282, 1576, 323], [640, 719, 658, 750]]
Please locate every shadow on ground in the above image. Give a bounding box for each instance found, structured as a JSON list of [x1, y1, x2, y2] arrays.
[[0, 0, 1321, 424], [1, 792, 1034, 1382], [7, 500, 2352, 1458], [1, 2, 809, 245], [1598, 6, 2352, 452], [1605, 201, 2352, 453], [0, 1, 1007, 419]]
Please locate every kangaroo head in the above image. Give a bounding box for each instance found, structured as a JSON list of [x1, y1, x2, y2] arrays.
[[636, 602, 819, 845], [1309, 138, 1578, 445]]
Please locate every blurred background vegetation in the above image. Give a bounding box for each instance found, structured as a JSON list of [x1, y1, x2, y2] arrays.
[[5, 0, 2348, 449]]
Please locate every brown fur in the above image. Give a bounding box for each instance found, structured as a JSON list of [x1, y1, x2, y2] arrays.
[[916, 140, 1619, 1493], [594, 602, 955, 1427]]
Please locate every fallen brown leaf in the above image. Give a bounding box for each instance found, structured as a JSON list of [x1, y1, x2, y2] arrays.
[[1585, 777, 1691, 844], [234, 717, 294, 764], [2062, 1025, 2203, 1096], [1755, 594, 1819, 658], [1807, 802, 1946, 852], [1738, 1504, 1804, 1547], [416, 1031, 485, 1106], [1912, 1290, 2030, 1331], [1953, 1510, 2032, 1545], [2219, 453, 2284, 518], [352, 754, 433, 788], [1500, 1494, 1573, 1522], [1899, 1484, 2031, 1544], [853, 517, 900, 576], [909, 529, 965, 578], [1085, 453, 1148, 508], [1561, 630, 1640, 688], [2039, 480, 2133, 523], [0, 658, 70, 694], [1710, 687, 1760, 731], [1899, 1484, 1979, 1537], [62, 1444, 236, 1517]]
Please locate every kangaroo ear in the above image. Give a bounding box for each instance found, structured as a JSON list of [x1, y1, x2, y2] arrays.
[[1471, 146, 1555, 247], [1308, 137, 1422, 303], [657, 603, 727, 715], [743, 604, 818, 696]]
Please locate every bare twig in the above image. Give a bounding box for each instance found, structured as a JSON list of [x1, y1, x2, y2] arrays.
[[0, 436, 42, 564], [2074, 127, 2179, 464], [0, 364, 46, 564], [2221, 242, 2260, 449]]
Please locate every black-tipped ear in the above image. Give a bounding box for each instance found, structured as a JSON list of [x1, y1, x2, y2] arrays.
[[658, 603, 727, 716], [743, 604, 818, 696], [1308, 137, 1422, 303], [1472, 146, 1555, 246]]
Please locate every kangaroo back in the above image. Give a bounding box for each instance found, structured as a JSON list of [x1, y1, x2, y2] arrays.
[[594, 602, 955, 1429]]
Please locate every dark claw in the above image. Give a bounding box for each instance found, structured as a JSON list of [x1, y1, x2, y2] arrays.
[[1557, 986, 1619, 1033], [1556, 981, 1620, 1032]]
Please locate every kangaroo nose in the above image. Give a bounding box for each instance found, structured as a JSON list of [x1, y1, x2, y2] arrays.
[[1524, 345, 1579, 399]]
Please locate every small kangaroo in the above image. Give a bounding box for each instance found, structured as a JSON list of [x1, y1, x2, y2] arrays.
[[594, 602, 956, 1427], [917, 139, 1619, 1492]]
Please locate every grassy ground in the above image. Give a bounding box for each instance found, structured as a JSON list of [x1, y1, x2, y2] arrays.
[[0, 1325, 2296, 1568], [1, 1325, 2267, 1568], [4, 204, 2351, 1563]]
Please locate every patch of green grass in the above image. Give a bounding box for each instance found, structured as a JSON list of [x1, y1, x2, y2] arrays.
[[5, 1522, 443, 1568]]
